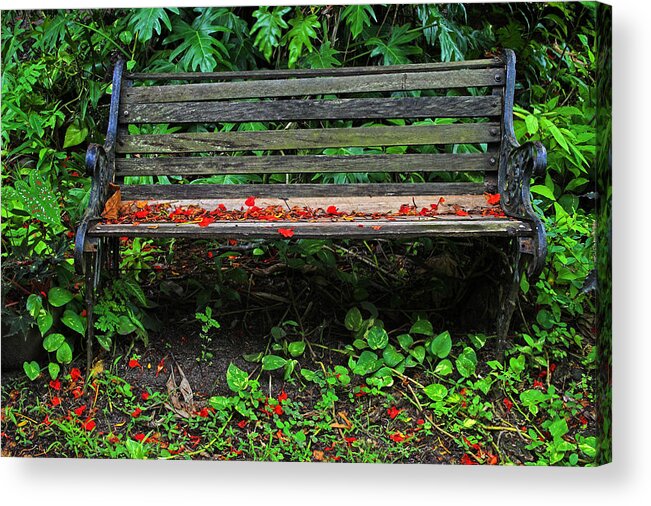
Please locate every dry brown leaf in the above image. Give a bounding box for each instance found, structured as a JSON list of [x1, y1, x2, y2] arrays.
[[330, 423, 350, 429], [135, 200, 149, 209], [101, 185, 121, 219], [313, 450, 324, 461]]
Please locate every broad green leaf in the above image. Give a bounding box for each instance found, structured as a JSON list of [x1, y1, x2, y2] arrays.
[[430, 331, 452, 358], [341, 4, 376, 38], [578, 437, 597, 458], [304, 41, 341, 69], [410, 345, 426, 364], [548, 123, 570, 152], [548, 418, 569, 439], [96, 334, 112, 352], [434, 359, 453, 376], [525, 115, 539, 135], [23, 361, 41, 381], [37, 310, 53, 336], [287, 341, 306, 357], [410, 319, 434, 336], [226, 363, 249, 393], [382, 345, 404, 367], [26, 294, 42, 316], [284, 12, 320, 68], [63, 121, 88, 149], [468, 333, 487, 350], [128, 7, 179, 43], [455, 347, 477, 378], [43, 333, 65, 352], [509, 354, 526, 375], [13, 173, 62, 228], [62, 309, 85, 335], [117, 315, 137, 335], [47, 287, 73, 307], [56, 341, 73, 364], [344, 307, 363, 331], [352, 350, 379, 376], [397, 333, 414, 350], [209, 396, 232, 411], [531, 184, 556, 201], [251, 6, 291, 62], [48, 362, 60, 380], [262, 354, 287, 371], [365, 24, 423, 65], [365, 326, 389, 350], [423, 383, 448, 401]]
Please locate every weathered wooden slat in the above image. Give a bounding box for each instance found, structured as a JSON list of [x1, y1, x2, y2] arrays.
[[90, 218, 530, 239], [119, 96, 502, 124], [125, 59, 503, 81], [115, 153, 496, 176], [120, 182, 487, 200], [116, 123, 501, 154], [124, 69, 505, 104]]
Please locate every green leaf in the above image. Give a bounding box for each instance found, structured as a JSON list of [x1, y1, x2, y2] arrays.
[[287, 341, 306, 358], [23, 361, 41, 381], [48, 362, 60, 380], [531, 184, 556, 201], [164, 9, 231, 72], [423, 383, 448, 401], [341, 4, 376, 38], [548, 123, 570, 152], [56, 341, 73, 364], [26, 294, 42, 317], [509, 354, 526, 375], [226, 363, 249, 393], [434, 359, 453, 376], [549, 418, 569, 439], [397, 333, 414, 350], [352, 350, 379, 376], [365, 326, 389, 350], [365, 24, 423, 65], [344, 307, 363, 331], [468, 333, 487, 349], [410, 345, 426, 364], [62, 309, 85, 335], [524, 115, 539, 135], [262, 355, 287, 371], [117, 315, 137, 335], [455, 347, 477, 378], [128, 7, 179, 43], [410, 319, 433, 336], [63, 121, 88, 149], [564, 177, 590, 192], [251, 6, 291, 62], [13, 173, 62, 228], [96, 334, 112, 352], [578, 436, 597, 458], [304, 41, 341, 69], [429, 331, 452, 358], [283, 11, 320, 68], [43, 333, 65, 352], [37, 310, 53, 336], [382, 345, 404, 367], [47, 287, 73, 307]]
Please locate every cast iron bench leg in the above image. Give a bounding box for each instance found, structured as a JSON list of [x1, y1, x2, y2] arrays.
[[84, 251, 98, 374], [496, 241, 524, 361]]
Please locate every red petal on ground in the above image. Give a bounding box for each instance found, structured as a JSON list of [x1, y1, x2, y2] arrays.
[[485, 193, 501, 205], [81, 419, 96, 431], [503, 398, 514, 412], [128, 359, 141, 369], [134, 210, 149, 219], [51, 396, 61, 407], [72, 388, 83, 399], [244, 196, 256, 207], [455, 208, 470, 216], [277, 390, 288, 402], [131, 407, 142, 418], [49, 379, 61, 391], [274, 404, 284, 416], [74, 405, 86, 416], [460, 454, 478, 465], [326, 205, 338, 215], [198, 407, 209, 418], [141, 392, 150, 401], [237, 420, 247, 429], [277, 228, 294, 238], [389, 433, 405, 443], [70, 368, 82, 382], [345, 437, 357, 444], [198, 217, 214, 227], [387, 406, 401, 419], [133, 433, 146, 442]]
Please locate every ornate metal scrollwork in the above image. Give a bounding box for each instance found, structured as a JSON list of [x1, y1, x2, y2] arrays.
[[498, 49, 547, 277]]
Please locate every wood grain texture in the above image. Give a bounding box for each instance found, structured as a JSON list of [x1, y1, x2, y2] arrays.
[[116, 123, 501, 154], [119, 96, 502, 124], [115, 153, 496, 176], [120, 182, 487, 200], [90, 218, 531, 239], [124, 58, 503, 81], [124, 69, 505, 104]]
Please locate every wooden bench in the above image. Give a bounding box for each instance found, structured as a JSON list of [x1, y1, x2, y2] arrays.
[[75, 49, 547, 369]]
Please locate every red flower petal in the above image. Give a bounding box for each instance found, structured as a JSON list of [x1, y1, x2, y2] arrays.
[[133, 433, 146, 442], [326, 205, 338, 215], [198, 217, 214, 227], [237, 420, 247, 429], [51, 396, 61, 407], [277, 228, 294, 238], [387, 406, 401, 420], [131, 407, 142, 418], [416, 418, 425, 425], [344, 437, 357, 444], [277, 390, 288, 402], [389, 432, 405, 443], [273, 404, 284, 416], [198, 407, 209, 418], [74, 405, 86, 416], [70, 368, 82, 382], [72, 388, 83, 399], [460, 454, 477, 465], [244, 196, 256, 207], [134, 210, 149, 219], [128, 358, 141, 369], [49, 379, 61, 391], [43, 415, 51, 426], [81, 419, 96, 431], [141, 392, 150, 401], [455, 208, 470, 216], [503, 398, 514, 412]]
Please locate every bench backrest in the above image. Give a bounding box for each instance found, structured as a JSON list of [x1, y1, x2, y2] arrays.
[[111, 53, 515, 201]]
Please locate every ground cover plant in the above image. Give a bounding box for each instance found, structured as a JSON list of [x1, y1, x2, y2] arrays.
[[1, 3, 607, 465]]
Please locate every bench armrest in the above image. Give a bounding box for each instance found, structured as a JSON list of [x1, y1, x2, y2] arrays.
[[74, 143, 111, 274]]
